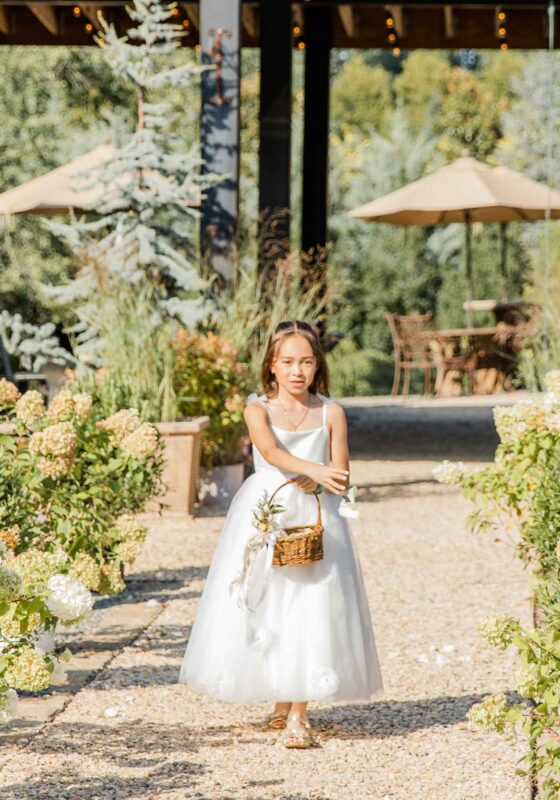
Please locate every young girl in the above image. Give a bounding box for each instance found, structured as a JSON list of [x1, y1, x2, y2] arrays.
[[178, 320, 384, 748]]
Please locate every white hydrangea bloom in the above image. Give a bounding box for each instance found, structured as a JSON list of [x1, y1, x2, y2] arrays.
[[0, 689, 18, 724], [45, 574, 93, 623], [544, 370, 560, 395], [432, 460, 466, 485]]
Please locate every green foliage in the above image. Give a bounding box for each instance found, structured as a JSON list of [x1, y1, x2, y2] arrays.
[[434, 67, 505, 159], [331, 56, 392, 135], [436, 382, 560, 795], [393, 51, 450, 130], [0, 384, 164, 586], [173, 331, 251, 468]]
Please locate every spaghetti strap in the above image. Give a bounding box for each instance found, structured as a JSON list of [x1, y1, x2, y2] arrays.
[[322, 401, 327, 426]]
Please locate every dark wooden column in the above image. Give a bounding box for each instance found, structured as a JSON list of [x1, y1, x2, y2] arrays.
[[301, 5, 332, 258], [258, 0, 292, 271], [200, 0, 241, 281]]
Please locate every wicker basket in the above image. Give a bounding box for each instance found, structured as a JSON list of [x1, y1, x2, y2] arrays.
[[269, 480, 324, 567]]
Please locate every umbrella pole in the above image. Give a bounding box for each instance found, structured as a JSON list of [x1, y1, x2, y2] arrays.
[[500, 221, 509, 301], [465, 211, 474, 327]]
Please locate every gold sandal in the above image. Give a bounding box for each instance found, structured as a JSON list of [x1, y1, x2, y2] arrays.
[[265, 709, 289, 730], [283, 713, 312, 749]]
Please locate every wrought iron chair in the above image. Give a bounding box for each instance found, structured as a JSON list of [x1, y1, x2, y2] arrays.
[[384, 311, 440, 397]]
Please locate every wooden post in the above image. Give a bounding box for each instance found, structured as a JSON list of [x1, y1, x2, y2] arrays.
[[301, 5, 332, 324], [200, 0, 241, 281], [258, 0, 292, 272]]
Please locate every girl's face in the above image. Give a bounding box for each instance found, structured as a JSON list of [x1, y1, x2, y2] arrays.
[[272, 335, 317, 394]]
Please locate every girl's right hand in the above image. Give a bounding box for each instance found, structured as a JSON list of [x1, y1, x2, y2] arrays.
[[306, 464, 349, 494]]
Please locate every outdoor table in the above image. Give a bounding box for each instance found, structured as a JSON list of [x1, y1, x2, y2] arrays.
[[419, 326, 517, 396]]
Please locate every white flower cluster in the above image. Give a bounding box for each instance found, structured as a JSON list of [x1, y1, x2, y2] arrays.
[[0, 689, 18, 723], [47, 389, 92, 422], [0, 378, 20, 405], [29, 421, 77, 458], [0, 564, 22, 602], [15, 390, 45, 427], [97, 408, 141, 442], [45, 573, 94, 624], [514, 663, 541, 699], [29, 421, 77, 478], [432, 460, 466, 486], [467, 692, 510, 734], [120, 422, 158, 459], [544, 370, 560, 395], [479, 614, 521, 650], [251, 491, 285, 534]]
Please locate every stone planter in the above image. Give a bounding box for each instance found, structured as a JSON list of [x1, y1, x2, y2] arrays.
[[198, 462, 245, 510], [150, 417, 210, 516]]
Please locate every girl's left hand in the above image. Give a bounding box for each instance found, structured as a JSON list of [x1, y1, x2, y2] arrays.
[[290, 475, 319, 493]]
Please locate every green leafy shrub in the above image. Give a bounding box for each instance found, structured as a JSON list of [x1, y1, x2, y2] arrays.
[[172, 331, 251, 468], [0, 380, 164, 594], [433, 371, 560, 796]]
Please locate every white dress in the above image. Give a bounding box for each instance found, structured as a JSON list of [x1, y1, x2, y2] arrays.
[[178, 393, 384, 703]]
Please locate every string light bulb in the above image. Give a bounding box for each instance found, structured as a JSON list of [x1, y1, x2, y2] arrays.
[[498, 10, 506, 21], [500, 41, 508, 50], [498, 26, 507, 36], [298, 40, 305, 49], [171, 6, 179, 15], [392, 47, 401, 56], [73, 6, 81, 16], [85, 22, 93, 31], [293, 25, 301, 35], [195, 43, 201, 52], [386, 16, 394, 27], [388, 32, 396, 43], [182, 19, 189, 27]]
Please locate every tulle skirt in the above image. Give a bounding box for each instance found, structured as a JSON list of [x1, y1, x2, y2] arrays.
[[178, 473, 384, 703]]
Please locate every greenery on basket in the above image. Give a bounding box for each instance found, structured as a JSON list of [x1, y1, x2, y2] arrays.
[[251, 491, 286, 535], [173, 330, 251, 468], [433, 370, 560, 796], [0, 380, 164, 597]]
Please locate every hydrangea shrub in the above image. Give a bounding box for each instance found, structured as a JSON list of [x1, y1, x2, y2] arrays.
[[433, 371, 560, 796]]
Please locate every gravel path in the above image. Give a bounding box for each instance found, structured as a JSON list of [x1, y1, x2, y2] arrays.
[[0, 398, 531, 799]]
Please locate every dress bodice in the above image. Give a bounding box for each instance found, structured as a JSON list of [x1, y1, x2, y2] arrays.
[[248, 393, 331, 477]]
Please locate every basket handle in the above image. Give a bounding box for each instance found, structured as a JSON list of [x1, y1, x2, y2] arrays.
[[269, 479, 322, 528]]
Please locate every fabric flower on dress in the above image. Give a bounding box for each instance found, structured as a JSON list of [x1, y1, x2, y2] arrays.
[[247, 625, 274, 651], [314, 666, 339, 697], [213, 671, 235, 698]]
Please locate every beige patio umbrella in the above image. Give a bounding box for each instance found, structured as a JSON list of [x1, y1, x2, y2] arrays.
[[0, 142, 201, 216], [0, 144, 116, 215], [348, 155, 560, 325]]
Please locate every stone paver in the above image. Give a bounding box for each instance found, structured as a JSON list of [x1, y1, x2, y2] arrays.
[[0, 398, 530, 800]]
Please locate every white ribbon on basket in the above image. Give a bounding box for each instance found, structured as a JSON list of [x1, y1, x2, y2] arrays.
[[229, 526, 280, 612]]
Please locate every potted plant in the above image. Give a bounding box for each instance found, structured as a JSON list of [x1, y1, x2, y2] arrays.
[[172, 330, 250, 508]]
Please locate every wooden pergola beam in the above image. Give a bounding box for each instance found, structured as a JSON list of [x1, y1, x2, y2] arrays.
[[81, 4, 104, 27], [385, 4, 404, 36], [183, 3, 199, 31], [443, 5, 455, 37], [338, 5, 355, 37], [0, 6, 11, 34], [27, 3, 59, 34], [241, 4, 257, 37]]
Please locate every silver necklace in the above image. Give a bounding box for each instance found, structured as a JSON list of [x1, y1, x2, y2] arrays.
[[277, 396, 311, 431]]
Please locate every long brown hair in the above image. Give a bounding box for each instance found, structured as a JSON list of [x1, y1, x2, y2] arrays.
[[261, 320, 330, 397]]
